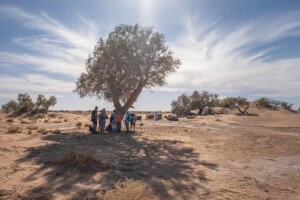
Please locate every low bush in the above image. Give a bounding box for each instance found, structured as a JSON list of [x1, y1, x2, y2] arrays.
[[57, 149, 98, 168], [64, 119, 68, 122], [44, 119, 49, 123], [98, 179, 153, 200], [37, 128, 48, 135], [26, 125, 39, 130], [76, 122, 82, 127], [6, 118, 14, 123], [53, 120, 62, 123], [52, 129, 61, 134], [7, 126, 22, 134]]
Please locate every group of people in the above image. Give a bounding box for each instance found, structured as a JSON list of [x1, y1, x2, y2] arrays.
[[91, 106, 137, 134]]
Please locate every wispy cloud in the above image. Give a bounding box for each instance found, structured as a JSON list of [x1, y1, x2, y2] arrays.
[[162, 11, 300, 98], [0, 6, 99, 77]]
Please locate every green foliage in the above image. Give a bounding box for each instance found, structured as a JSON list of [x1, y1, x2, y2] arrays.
[[17, 93, 34, 113], [171, 94, 191, 117], [171, 90, 219, 116], [1, 100, 18, 112], [221, 97, 249, 114], [190, 90, 219, 114], [256, 97, 293, 110], [75, 24, 181, 114], [34, 95, 57, 114], [1, 94, 57, 114]]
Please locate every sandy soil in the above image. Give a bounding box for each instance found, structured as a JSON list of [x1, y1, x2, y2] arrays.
[[0, 108, 300, 200]]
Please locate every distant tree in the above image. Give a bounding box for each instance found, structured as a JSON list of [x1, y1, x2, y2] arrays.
[[17, 93, 34, 113], [35, 94, 48, 113], [171, 94, 191, 117], [222, 97, 249, 114], [43, 96, 57, 114], [75, 24, 181, 114], [190, 90, 219, 115], [256, 97, 293, 110], [34, 95, 57, 114], [1, 100, 18, 112]]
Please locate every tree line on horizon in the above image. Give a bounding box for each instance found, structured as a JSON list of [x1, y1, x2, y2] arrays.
[[171, 90, 294, 117], [1, 93, 57, 115]]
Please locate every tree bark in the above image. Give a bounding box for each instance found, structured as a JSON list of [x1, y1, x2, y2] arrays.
[[120, 82, 144, 115]]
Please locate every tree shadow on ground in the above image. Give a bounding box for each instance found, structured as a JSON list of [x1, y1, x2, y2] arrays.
[[16, 131, 218, 199]]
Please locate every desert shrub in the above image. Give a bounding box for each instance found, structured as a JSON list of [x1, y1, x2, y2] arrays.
[[64, 119, 68, 122], [53, 120, 62, 123], [221, 97, 249, 114], [7, 126, 22, 134], [98, 179, 153, 200], [28, 130, 32, 134], [44, 119, 49, 123], [256, 97, 293, 110], [58, 116, 64, 119], [17, 93, 35, 113], [6, 118, 14, 123], [139, 123, 144, 126], [37, 128, 48, 134], [1, 100, 18, 112], [26, 125, 39, 130], [76, 122, 83, 127], [57, 149, 98, 168], [84, 123, 89, 127], [49, 113, 57, 118], [52, 129, 61, 134], [171, 94, 191, 117]]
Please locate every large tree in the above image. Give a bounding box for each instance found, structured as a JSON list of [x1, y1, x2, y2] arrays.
[[75, 24, 181, 114], [190, 90, 219, 115]]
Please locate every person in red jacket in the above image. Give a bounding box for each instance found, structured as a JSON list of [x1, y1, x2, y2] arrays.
[[116, 111, 123, 133]]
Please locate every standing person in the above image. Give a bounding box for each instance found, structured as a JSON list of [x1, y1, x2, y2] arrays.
[[91, 106, 98, 134], [154, 112, 158, 121], [130, 113, 137, 131], [111, 110, 117, 133], [124, 111, 131, 133], [116, 111, 123, 133], [98, 108, 107, 133]]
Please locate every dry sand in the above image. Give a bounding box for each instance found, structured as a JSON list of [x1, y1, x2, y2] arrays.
[[0, 108, 300, 200]]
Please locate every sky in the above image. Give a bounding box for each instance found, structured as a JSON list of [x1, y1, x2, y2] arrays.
[[0, 0, 300, 111]]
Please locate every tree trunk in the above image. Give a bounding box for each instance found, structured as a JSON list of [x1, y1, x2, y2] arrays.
[[236, 105, 249, 114], [120, 83, 144, 115]]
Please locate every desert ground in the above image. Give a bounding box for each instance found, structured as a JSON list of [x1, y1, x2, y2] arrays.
[[0, 108, 300, 200]]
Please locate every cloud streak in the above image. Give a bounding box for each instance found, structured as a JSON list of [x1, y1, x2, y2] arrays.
[[162, 11, 300, 98]]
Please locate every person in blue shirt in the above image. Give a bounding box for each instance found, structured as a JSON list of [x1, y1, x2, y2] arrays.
[[98, 108, 107, 133], [124, 111, 131, 133]]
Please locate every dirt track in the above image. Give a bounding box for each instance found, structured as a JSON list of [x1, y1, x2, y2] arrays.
[[0, 109, 300, 199]]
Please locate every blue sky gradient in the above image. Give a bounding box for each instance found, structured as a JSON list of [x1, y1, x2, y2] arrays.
[[1, 0, 300, 111]]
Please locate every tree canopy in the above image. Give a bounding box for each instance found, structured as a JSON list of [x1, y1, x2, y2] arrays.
[[75, 24, 181, 114]]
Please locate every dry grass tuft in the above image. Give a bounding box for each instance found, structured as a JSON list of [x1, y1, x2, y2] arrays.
[[37, 128, 48, 135], [98, 179, 153, 200], [76, 122, 82, 127], [52, 129, 61, 134], [28, 130, 32, 135], [44, 119, 49, 123], [84, 123, 89, 127], [26, 125, 39, 130], [53, 120, 62, 123], [7, 126, 22, 134], [57, 149, 99, 168], [6, 118, 14, 123], [139, 123, 144, 127], [64, 119, 68, 122]]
